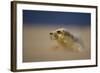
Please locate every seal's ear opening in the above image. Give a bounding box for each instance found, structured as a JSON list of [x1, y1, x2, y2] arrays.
[[64, 31, 74, 39]]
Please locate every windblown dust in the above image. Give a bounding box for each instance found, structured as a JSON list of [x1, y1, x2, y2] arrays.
[[23, 25, 91, 62]]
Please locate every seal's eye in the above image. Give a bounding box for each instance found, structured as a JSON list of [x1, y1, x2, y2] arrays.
[[50, 32, 53, 35], [57, 31, 62, 34]]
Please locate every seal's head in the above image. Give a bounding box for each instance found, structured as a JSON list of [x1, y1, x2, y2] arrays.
[[49, 28, 73, 40], [49, 28, 65, 40]]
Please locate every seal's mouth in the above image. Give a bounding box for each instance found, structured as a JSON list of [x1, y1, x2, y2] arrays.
[[49, 32, 55, 40], [49, 32, 61, 40]]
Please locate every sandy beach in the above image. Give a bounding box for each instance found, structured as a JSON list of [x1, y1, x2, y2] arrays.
[[23, 25, 91, 62]]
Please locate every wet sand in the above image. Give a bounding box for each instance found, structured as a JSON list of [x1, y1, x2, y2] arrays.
[[23, 25, 91, 62]]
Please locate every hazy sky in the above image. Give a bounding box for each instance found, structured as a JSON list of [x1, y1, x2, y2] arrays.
[[23, 10, 91, 26]]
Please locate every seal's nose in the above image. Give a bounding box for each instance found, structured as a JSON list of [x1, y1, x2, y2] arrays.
[[49, 32, 53, 35], [49, 32, 53, 40]]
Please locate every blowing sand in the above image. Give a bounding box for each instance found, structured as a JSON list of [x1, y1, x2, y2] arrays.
[[23, 25, 91, 62]]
